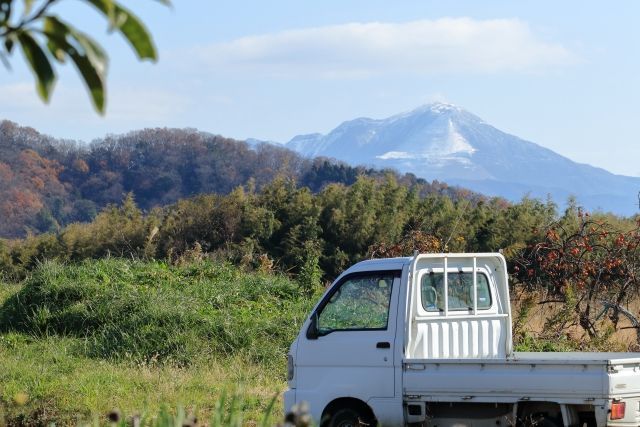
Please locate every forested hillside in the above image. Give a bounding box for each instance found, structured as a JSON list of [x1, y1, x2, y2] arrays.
[[0, 120, 476, 238]]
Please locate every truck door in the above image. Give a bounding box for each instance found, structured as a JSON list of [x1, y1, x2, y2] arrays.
[[296, 270, 401, 411]]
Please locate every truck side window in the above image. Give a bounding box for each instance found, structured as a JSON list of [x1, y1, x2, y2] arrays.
[[317, 274, 394, 333], [421, 272, 492, 312]]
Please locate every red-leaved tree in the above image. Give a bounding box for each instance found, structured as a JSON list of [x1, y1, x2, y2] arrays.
[[513, 212, 640, 344]]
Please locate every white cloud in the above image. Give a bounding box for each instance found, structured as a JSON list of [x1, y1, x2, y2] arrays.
[[192, 18, 577, 78]]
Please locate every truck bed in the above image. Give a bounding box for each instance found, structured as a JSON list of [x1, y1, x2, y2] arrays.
[[403, 352, 640, 404]]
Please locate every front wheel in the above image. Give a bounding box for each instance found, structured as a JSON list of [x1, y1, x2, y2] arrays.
[[328, 407, 372, 427]]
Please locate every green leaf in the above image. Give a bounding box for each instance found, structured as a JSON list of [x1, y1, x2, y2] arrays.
[[4, 35, 14, 53], [84, 0, 157, 61], [102, 0, 115, 25], [42, 20, 106, 113], [44, 16, 108, 74], [68, 48, 105, 113], [17, 31, 56, 102], [43, 17, 68, 62], [46, 39, 65, 62], [73, 32, 107, 74]]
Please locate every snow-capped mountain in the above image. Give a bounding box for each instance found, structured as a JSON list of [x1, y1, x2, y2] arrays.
[[283, 103, 640, 216]]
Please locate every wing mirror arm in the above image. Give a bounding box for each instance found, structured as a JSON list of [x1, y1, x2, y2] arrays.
[[306, 312, 319, 340]]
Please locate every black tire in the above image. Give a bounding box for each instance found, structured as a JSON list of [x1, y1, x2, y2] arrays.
[[537, 418, 560, 427], [328, 407, 372, 427]]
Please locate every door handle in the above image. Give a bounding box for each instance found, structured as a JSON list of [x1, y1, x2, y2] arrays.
[[376, 341, 391, 349]]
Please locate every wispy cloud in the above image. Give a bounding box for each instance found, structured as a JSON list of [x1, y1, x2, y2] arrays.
[[191, 18, 577, 78]]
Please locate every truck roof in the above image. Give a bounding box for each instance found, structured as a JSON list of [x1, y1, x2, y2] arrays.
[[345, 257, 411, 274], [345, 253, 507, 275]]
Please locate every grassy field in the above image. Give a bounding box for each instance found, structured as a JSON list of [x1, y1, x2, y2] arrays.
[[0, 258, 633, 425], [0, 259, 320, 425]]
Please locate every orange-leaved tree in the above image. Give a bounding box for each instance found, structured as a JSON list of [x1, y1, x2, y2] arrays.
[[513, 211, 640, 344]]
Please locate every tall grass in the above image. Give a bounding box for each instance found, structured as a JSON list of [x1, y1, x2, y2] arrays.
[[0, 259, 321, 424], [0, 259, 320, 367], [0, 334, 285, 425]]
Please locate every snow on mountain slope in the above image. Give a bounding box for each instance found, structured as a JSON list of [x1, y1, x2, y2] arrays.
[[283, 103, 640, 216]]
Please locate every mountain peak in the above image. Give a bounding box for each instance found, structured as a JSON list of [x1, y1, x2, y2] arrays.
[[382, 102, 484, 127], [284, 103, 640, 216], [416, 102, 462, 114]]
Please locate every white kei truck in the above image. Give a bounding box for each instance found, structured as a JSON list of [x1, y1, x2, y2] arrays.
[[284, 253, 640, 427]]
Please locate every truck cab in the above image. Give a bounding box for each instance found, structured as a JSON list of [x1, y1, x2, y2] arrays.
[[284, 253, 640, 427]]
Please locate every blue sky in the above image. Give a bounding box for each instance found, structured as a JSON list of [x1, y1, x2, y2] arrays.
[[2, 1, 639, 176]]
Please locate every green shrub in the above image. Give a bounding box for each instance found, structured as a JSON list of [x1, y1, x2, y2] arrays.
[[513, 332, 579, 352], [0, 259, 320, 367]]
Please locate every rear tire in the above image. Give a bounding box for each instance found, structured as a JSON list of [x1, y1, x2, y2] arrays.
[[328, 407, 372, 427], [537, 417, 560, 427]]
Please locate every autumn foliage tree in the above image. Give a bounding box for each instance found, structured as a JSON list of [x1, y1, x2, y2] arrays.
[[0, 143, 67, 236], [514, 211, 640, 344]]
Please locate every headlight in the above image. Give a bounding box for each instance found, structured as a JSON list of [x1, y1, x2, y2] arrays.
[[287, 354, 294, 381]]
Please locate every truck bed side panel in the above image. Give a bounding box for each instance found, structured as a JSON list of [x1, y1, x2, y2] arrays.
[[403, 360, 607, 401]]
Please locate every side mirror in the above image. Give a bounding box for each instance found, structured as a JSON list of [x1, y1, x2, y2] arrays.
[[306, 312, 319, 340]]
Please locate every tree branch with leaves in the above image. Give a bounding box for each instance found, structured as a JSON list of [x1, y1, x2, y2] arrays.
[[513, 211, 640, 345], [0, 0, 168, 113]]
